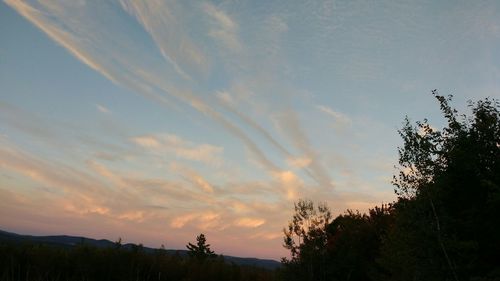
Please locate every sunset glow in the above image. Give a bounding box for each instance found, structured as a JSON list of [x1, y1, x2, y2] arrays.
[[1, 0, 499, 260]]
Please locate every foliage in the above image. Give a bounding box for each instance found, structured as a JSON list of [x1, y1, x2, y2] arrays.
[[326, 205, 393, 281], [281, 201, 393, 281], [283, 199, 331, 260], [281, 199, 331, 281], [281, 92, 500, 281], [0, 240, 276, 281], [186, 233, 216, 261], [381, 91, 500, 281]]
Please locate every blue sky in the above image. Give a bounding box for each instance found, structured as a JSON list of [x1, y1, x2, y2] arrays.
[[1, 0, 499, 259]]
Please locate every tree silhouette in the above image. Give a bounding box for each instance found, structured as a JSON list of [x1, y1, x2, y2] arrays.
[[380, 91, 500, 280], [186, 233, 216, 261], [282, 199, 331, 281], [279, 92, 500, 281]]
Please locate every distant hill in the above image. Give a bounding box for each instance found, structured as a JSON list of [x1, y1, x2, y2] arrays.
[[0, 229, 281, 270]]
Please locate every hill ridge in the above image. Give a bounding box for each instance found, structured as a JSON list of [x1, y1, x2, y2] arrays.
[[0, 229, 281, 269]]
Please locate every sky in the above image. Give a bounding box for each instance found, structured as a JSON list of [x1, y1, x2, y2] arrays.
[[1, 0, 499, 260]]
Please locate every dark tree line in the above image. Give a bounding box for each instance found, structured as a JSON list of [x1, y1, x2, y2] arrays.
[[0, 234, 277, 281], [281, 92, 500, 281]]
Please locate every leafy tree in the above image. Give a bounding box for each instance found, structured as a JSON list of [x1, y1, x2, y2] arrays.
[[380, 91, 500, 280], [325, 205, 393, 281], [282, 199, 331, 281], [186, 233, 216, 261], [280, 92, 499, 281], [281, 200, 393, 281]]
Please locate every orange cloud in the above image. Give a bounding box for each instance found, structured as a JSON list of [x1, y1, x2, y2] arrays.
[[234, 217, 265, 228], [131, 136, 161, 148], [132, 133, 223, 166]]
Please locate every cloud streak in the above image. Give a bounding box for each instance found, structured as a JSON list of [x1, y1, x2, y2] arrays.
[[276, 110, 333, 188], [96, 104, 111, 114], [317, 105, 351, 126], [119, 0, 208, 80], [131, 133, 224, 166], [3, 0, 339, 192], [203, 2, 242, 52], [4, 0, 284, 176]]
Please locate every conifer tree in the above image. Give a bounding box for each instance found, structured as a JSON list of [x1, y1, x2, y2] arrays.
[[186, 233, 216, 261]]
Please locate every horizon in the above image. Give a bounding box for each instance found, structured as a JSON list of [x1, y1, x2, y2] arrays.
[[1, 0, 499, 260], [0, 227, 280, 262]]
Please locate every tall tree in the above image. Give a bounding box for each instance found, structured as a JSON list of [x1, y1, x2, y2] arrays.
[[380, 91, 500, 280], [282, 199, 331, 281]]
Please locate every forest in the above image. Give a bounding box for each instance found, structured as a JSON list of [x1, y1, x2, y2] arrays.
[[1, 92, 499, 281]]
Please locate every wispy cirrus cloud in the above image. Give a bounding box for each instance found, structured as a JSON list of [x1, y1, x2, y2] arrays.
[[234, 217, 265, 228], [317, 105, 351, 126], [3, 0, 286, 176], [131, 133, 224, 166], [275, 110, 333, 188], [2, 0, 413, 260], [286, 156, 312, 169], [96, 104, 111, 114], [119, 0, 209, 80], [170, 211, 225, 231], [169, 162, 215, 193], [216, 90, 291, 157], [0, 136, 390, 259], [0, 102, 59, 142], [3, 0, 338, 191], [202, 2, 242, 52]]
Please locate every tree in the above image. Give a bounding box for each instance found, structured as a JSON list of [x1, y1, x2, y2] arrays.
[[380, 91, 500, 280], [279, 92, 499, 281], [282, 199, 331, 281], [186, 233, 216, 261], [325, 205, 393, 281], [281, 201, 393, 281]]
